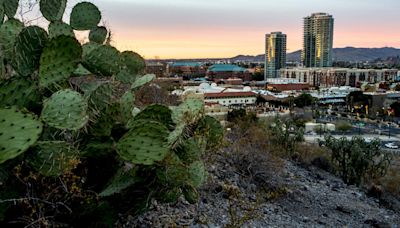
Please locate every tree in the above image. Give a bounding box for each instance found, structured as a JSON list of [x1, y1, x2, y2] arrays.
[[321, 136, 391, 186], [294, 93, 316, 108]]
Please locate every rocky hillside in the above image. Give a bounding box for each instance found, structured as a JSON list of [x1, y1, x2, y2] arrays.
[[119, 122, 400, 227]]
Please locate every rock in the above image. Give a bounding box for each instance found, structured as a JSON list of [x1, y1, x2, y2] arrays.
[[364, 219, 391, 228]]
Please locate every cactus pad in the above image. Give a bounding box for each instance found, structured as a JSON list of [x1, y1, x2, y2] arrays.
[[119, 91, 135, 124], [40, 0, 67, 22], [13, 26, 48, 76], [41, 89, 89, 130], [0, 107, 43, 164], [0, 77, 41, 110], [117, 120, 169, 165], [183, 185, 199, 204], [83, 45, 120, 76], [116, 51, 146, 83], [187, 161, 207, 188], [196, 116, 224, 149], [28, 141, 79, 176], [0, 19, 24, 61], [158, 188, 181, 203], [3, 0, 18, 18], [86, 82, 113, 112], [175, 138, 205, 164], [39, 35, 82, 87], [89, 26, 108, 44], [0, 4, 4, 26], [99, 167, 139, 197], [48, 21, 74, 39], [133, 104, 174, 130], [70, 2, 101, 30], [172, 97, 204, 124], [131, 74, 156, 90]]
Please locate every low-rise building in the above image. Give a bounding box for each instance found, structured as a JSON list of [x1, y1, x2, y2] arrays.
[[280, 68, 398, 88], [146, 63, 166, 78], [207, 64, 252, 81], [204, 91, 257, 107]]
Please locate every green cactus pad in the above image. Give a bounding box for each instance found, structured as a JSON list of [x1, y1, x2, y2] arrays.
[[40, 0, 67, 22], [13, 26, 48, 76], [172, 97, 204, 124], [0, 107, 43, 164], [187, 161, 207, 188], [86, 82, 113, 112], [156, 157, 188, 187], [117, 120, 169, 165], [73, 64, 91, 76], [0, 77, 41, 110], [89, 26, 108, 44], [0, 4, 4, 26], [167, 123, 186, 147], [158, 188, 182, 203], [82, 42, 100, 58], [39, 35, 82, 87], [48, 21, 74, 39], [83, 45, 120, 76], [119, 91, 135, 124], [134, 104, 174, 130], [41, 89, 89, 130], [196, 116, 224, 149], [99, 167, 139, 197], [70, 2, 101, 30], [175, 138, 205, 164], [3, 0, 18, 18], [0, 19, 24, 61], [131, 74, 155, 90], [116, 51, 146, 83], [183, 185, 199, 204], [89, 104, 119, 136], [28, 141, 79, 176]]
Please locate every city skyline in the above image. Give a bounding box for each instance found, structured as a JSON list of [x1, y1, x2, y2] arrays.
[[26, 0, 400, 59]]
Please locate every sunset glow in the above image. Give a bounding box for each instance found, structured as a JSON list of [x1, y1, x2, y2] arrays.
[[66, 0, 400, 59]]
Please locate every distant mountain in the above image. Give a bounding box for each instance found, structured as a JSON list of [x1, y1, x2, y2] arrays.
[[230, 47, 400, 63]]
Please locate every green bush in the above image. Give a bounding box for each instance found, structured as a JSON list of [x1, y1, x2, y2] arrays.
[[321, 135, 391, 186]]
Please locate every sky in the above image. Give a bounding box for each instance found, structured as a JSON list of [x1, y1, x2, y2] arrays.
[[26, 0, 400, 59]]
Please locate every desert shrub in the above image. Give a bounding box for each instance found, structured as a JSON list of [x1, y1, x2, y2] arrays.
[[269, 117, 305, 156], [321, 135, 391, 186], [227, 109, 257, 123], [294, 143, 331, 168], [375, 155, 400, 197], [335, 120, 352, 133]]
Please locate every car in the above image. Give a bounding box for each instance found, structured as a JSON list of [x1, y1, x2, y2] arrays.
[[384, 143, 399, 149]]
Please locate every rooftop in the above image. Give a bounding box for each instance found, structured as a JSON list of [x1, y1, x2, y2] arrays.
[[204, 91, 256, 99], [171, 62, 202, 67], [208, 64, 247, 73]]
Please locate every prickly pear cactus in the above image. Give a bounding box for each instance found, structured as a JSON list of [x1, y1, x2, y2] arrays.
[[39, 35, 82, 87], [117, 51, 146, 83], [39, 0, 67, 22], [117, 120, 170, 165], [0, 77, 41, 110], [41, 89, 89, 130], [172, 97, 204, 124], [0, 107, 43, 164], [133, 104, 174, 130], [70, 2, 101, 30], [99, 167, 140, 197], [89, 26, 108, 44], [3, 0, 18, 18], [131, 74, 156, 90], [0, 19, 24, 61], [48, 21, 74, 38], [13, 26, 48, 76], [28, 141, 79, 176], [187, 161, 207, 188], [182, 185, 199, 204], [83, 45, 120, 76]]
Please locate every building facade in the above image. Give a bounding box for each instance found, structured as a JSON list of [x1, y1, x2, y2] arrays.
[[265, 32, 287, 79], [280, 68, 398, 88], [204, 91, 257, 107], [302, 13, 334, 67], [206, 64, 252, 81]]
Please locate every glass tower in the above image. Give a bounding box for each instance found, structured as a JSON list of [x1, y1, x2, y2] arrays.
[[302, 13, 334, 68], [264, 32, 287, 79]]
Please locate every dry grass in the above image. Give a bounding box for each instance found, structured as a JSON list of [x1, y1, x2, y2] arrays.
[[376, 155, 400, 197]]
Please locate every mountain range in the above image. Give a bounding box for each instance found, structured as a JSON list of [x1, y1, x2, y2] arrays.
[[231, 47, 400, 62]]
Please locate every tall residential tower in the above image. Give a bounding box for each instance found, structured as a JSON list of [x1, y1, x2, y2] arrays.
[[264, 32, 287, 79], [302, 13, 334, 68]]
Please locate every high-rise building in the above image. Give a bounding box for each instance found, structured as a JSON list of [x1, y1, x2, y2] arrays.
[[302, 13, 334, 68], [264, 32, 287, 79]]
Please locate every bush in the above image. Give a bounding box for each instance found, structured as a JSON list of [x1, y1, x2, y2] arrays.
[[335, 120, 352, 133], [270, 117, 304, 156], [321, 136, 391, 186]]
